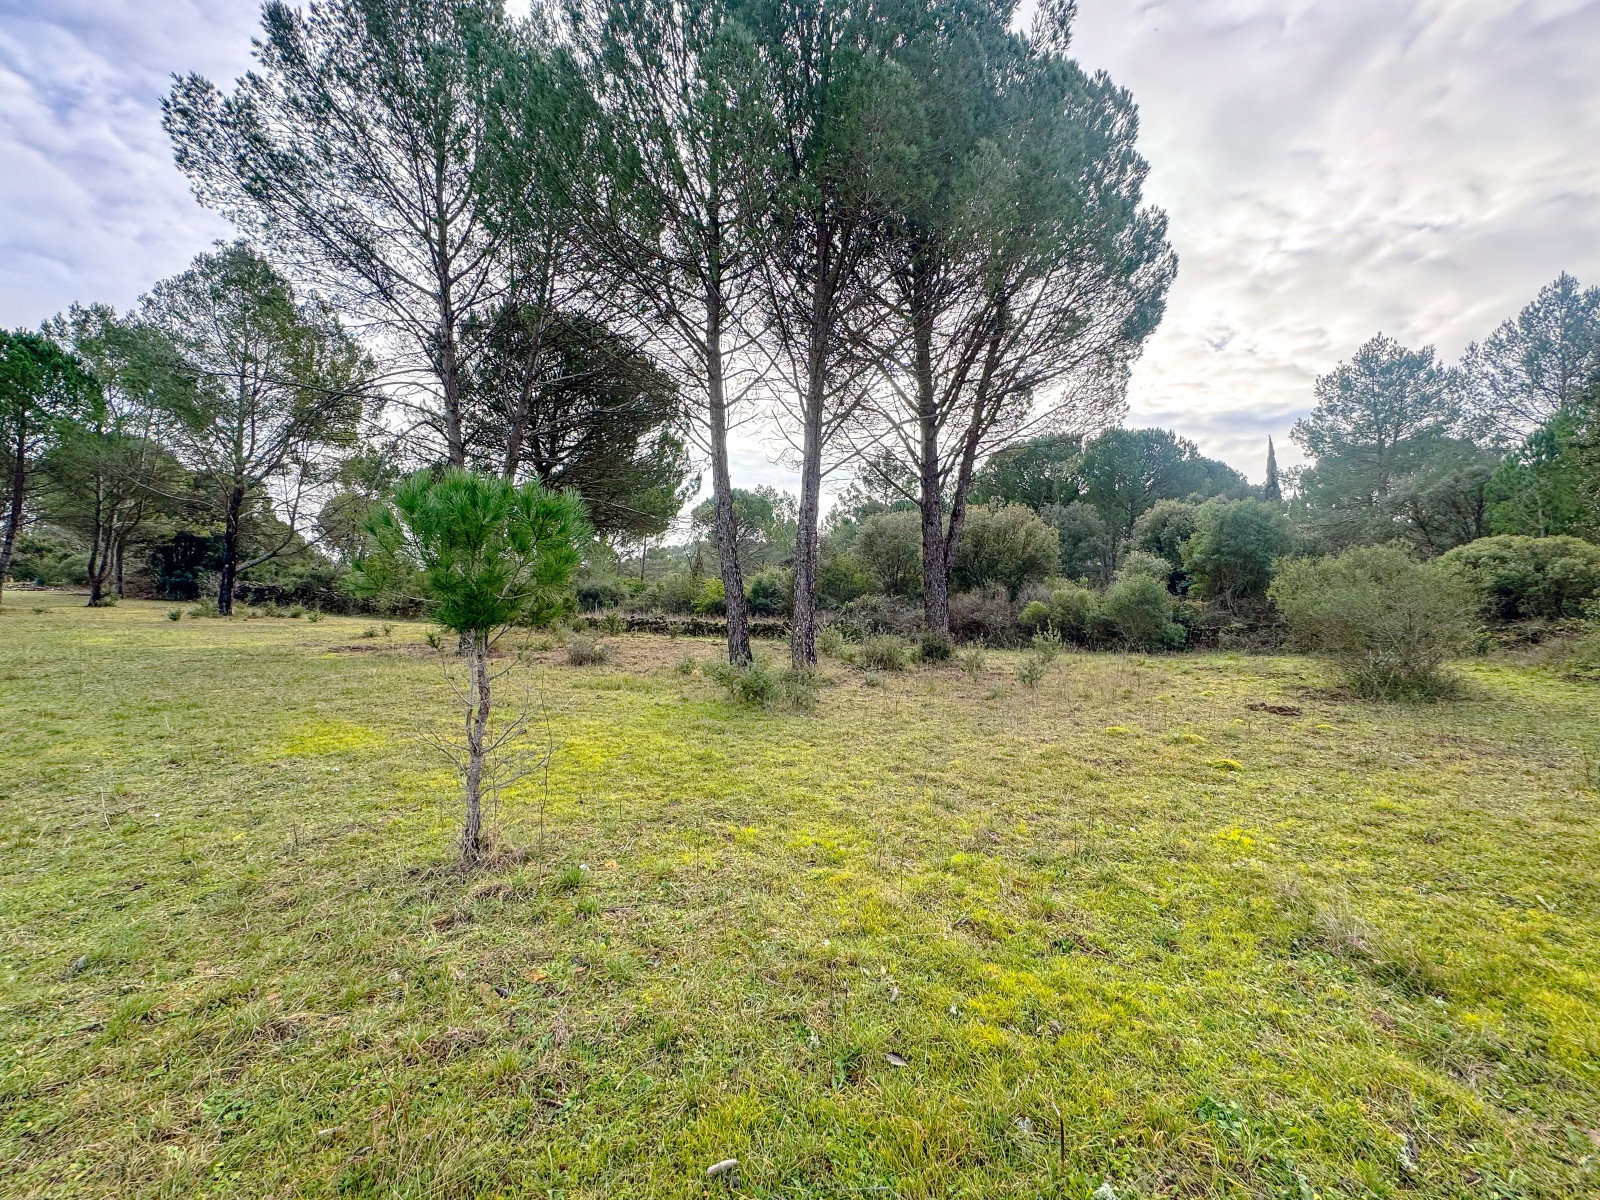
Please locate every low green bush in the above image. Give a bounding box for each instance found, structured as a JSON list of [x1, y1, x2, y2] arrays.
[[817, 625, 851, 658], [1018, 600, 1051, 632], [703, 657, 817, 711], [1440, 535, 1600, 620], [577, 576, 627, 610], [1017, 654, 1049, 688], [1271, 543, 1472, 700], [1099, 575, 1186, 650], [746, 568, 793, 617], [918, 630, 954, 662], [692, 578, 726, 616], [857, 635, 910, 671], [1046, 583, 1097, 645]]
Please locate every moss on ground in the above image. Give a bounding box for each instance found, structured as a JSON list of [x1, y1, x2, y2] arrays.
[[1, 598, 1597, 1198]]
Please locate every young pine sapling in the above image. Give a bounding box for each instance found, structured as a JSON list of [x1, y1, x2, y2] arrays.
[[350, 468, 587, 865]]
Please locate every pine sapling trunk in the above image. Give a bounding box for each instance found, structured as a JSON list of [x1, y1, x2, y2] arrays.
[[461, 631, 490, 866]]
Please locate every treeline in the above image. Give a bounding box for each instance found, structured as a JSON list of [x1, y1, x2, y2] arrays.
[[582, 270, 1600, 648], [2, 0, 1172, 663]]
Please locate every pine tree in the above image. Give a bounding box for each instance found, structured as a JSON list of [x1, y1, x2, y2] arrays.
[[1262, 437, 1283, 502]]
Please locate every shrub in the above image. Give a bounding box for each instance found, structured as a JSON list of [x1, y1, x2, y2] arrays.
[[948, 584, 1022, 646], [918, 630, 954, 662], [1099, 575, 1186, 650], [188, 597, 220, 618], [1041, 500, 1113, 584], [817, 624, 851, 658], [641, 571, 699, 615], [1270, 544, 1473, 699], [306, 610, 324, 623], [857, 635, 910, 671], [1181, 497, 1293, 605], [1116, 550, 1172, 584], [577, 575, 627, 610], [598, 610, 625, 636], [836, 594, 920, 639], [166, 608, 182, 621], [1030, 629, 1064, 664], [1046, 584, 1098, 645], [952, 505, 1060, 597], [566, 636, 610, 666], [1439, 535, 1600, 620], [854, 510, 924, 597], [1018, 600, 1051, 633], [704, 657, 817, 711], [1131, 499, 1198, 574], [692, 577, 726, 615], [817, 551, 876, 609], [745, 568, 793, 617], [958, 645, 987, 675], [1017, 654, 1049, 688]]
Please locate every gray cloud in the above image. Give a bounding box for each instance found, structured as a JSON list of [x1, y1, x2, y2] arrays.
[[1063, 0, 1600, 471], [2, 0, 1596, 491]]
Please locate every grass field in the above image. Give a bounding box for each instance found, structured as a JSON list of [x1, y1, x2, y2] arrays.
[[1, 597, 1597, 1199]]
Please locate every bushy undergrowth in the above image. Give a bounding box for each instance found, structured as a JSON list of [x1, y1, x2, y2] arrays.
[[857, 634, 911, 672], [1017, 577, 1182, 651], [816, 625, 851, 658], [1271, 544, 1473, 699], [1440, 534, 1600, 620], [834, 594, 921, 640], [917, 629, 954, 662], [703, 656, 818, 711], [566, 635, 611, 666]]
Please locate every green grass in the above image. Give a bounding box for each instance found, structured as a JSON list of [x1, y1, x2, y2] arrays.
[[2, 597, 1598, 1199]]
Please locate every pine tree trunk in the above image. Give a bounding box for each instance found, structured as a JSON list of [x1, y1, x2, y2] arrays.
[[912, 271, 949, 633], [792, 351, 826, 669], [0, 428, 28, 605], [461, 631, 489, 866], [790, 228, 835, 671], [85, 523, 104, 607], [706, 288, 752, 665], [218, 487, 243, 616]]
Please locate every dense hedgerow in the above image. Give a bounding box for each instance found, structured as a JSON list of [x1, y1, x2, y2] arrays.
[[1440, 535, 1600, 620]]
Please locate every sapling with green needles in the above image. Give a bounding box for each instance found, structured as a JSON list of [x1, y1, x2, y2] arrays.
[[349, 468, 587, 866]]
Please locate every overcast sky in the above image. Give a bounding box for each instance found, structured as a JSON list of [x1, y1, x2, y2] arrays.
[[2, 0, 1597, 490]]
